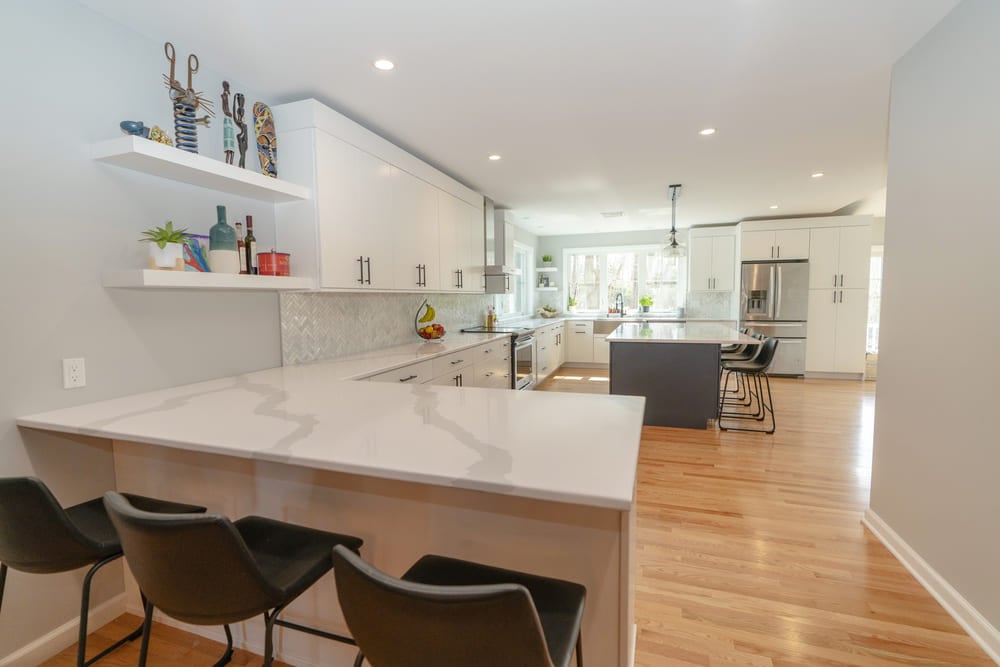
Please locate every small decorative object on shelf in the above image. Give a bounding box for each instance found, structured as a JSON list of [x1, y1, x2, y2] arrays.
[[235, 222, 248, 274], [244, 215, 258, 275], [415, 299, 445, 341], [147, 126, 172, 145], [119, 121, 173, 145], [639, 294, 654, 313], [163, 41, 214, 154], [253, 102, 278, 178], [183, 236, 210, 272], [234, 92, 248, 168], [208, 205, 240, 274], [139, 220, 189, 271], [258, 250, 290, 276], [221, 81, 235, 165], [541, 254, 554, 267]]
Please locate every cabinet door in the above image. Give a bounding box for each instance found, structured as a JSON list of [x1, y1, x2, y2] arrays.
[[808, 227, 840, 290], [557, 324, 567, 366], [461, 199, 485, 293], [566, 325, 594, 362], [427, 371, 465, 387], [689, 236, 714, 291], [437, 192, 463, 291], [775, 229, 810, 259], [316, 133, 396, 289], [805, 290, 838, 372], [593, 334, 610, 364], [535, 330, 553, 380], [741, 230, 775, 260], [837, 226, 872, 289], [834, 289, 869, 373], [392, 169, 440, 290], [711, 235, 736, 291]]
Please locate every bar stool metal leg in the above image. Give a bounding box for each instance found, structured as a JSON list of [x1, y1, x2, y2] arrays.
[[137, 599, 154, 667], [77, 553, 145, 667], [0, 563, 7, 616]]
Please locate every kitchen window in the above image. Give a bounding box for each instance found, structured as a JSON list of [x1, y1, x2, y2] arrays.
[[867, 247, 883, 354], [565, 245, 686, 313]]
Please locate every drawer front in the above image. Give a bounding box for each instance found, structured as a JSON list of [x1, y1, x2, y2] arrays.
[[432, 349, 475, 377], [367, 360, 434, 385], [475, 338, 510, 362], [472, 363, 511, 389], [568, 320, 593, 334]]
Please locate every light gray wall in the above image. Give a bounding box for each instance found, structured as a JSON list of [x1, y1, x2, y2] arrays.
[[0, 1, 283, 657], [537, 229, 679, 259], [871, 0, 1000, 636]]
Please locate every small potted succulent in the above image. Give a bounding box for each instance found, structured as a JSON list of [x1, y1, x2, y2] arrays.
[[639, 294, 654, 313], [567, 294, 578, 313], [140, 221, 189, 270], [541, 254, 554, 267]]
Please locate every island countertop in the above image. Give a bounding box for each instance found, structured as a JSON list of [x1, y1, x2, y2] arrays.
[[17, 362, 645, 510], [607, 322, 755, 345]]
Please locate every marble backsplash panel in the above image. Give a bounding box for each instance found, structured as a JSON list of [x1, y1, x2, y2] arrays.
[[281, 292, 493, 365], [685, 291, 734, 320]]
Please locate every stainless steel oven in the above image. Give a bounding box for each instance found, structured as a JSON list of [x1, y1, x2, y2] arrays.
[[513, 333, 535, 390]]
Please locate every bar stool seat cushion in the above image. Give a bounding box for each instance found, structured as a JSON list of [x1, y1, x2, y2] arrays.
[[402, 555, 586, 667]]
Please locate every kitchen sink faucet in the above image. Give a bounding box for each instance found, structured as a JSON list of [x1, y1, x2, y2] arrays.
[[615, 292, 625, 317]]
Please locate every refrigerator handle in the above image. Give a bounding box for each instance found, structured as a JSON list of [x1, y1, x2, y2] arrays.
[[774, 264, 782, 319], [769, 265, 777, 320]]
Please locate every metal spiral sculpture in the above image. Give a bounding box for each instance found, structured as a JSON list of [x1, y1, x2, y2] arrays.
[[163, 42, 214, 154]]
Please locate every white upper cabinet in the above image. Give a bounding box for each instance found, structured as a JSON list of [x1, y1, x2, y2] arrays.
[[742, 229, 809, 260], [274, 99, 484, 293], [689, 232, 736, 291], [808, 225, 871, 289]]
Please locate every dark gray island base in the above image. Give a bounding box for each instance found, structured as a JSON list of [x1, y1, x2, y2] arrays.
[[607, 323, 757, 429]]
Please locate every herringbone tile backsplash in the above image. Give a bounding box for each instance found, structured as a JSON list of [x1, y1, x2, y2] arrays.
[[280, 292, 493, 365]]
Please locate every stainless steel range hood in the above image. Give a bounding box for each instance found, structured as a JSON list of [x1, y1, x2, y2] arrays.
[[484, 199, 519, 294]]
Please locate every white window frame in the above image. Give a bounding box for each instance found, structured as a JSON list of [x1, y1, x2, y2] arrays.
[[562, 244, 686, 313], [496, 242, 534, 321]]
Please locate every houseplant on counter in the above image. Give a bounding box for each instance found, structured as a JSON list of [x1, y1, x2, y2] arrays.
[[639, 294, 654, 313], [567, 294, 578, 313], [139, 221, 189, 270]]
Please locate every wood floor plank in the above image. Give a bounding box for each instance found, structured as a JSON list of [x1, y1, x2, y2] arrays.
[[40, 368, 991, 665]]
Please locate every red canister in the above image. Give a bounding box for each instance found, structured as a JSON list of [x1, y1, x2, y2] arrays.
[[257, 251, 290, 276]]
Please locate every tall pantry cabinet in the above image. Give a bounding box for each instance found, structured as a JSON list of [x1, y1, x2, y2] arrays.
[[273, 100, 484, 292]]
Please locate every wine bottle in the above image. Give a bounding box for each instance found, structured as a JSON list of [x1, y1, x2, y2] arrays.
[[235, 222, 248, 274], [208, 205, 240, 274], [245, 215, 258, 275]]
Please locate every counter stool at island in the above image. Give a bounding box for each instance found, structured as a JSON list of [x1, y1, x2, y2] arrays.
[[0, 477, 206, 667], [332, 545, 586, 667], [102, 492, 363, 667], [719, 337, 779, 434]]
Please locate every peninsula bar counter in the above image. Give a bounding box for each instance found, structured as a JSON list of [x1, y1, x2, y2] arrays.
[[18, 360, 645, 666], [607, 322, 756, 429]]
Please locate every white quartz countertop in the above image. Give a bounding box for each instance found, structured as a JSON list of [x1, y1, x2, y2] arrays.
[[606, 322, 754, 345], [18, 361, 645, 510]]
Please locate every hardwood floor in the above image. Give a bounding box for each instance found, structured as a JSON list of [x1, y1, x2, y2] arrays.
[[42, 368, 991, 666]]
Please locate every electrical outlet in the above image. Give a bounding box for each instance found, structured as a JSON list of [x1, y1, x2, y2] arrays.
[[62, 358, 86, 389]]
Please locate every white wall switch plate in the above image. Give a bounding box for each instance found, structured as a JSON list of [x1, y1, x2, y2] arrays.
[[62, 358, 86, 389]]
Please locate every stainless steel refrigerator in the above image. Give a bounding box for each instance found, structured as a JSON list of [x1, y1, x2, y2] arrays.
[[740, 260, 809, 376]]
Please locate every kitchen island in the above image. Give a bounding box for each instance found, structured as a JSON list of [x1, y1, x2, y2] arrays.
[[18, 361, 644, 666], [608, 322, 755, 429]]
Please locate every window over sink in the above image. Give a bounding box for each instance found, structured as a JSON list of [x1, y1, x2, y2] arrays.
[[565, 245, 686, 313]]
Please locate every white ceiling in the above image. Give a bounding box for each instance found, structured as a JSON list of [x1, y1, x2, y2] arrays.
[[80, 0, 957, 236]]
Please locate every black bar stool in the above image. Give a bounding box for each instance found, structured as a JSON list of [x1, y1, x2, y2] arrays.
[[103, 492, 363, 667], [332, 545, 586, 667], [719, 337, 779, 433], [0, 477, 206, 666]]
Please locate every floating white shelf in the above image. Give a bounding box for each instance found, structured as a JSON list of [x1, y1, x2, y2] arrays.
[[92, 136, 311, 203], [536, 286, 559, 292], [102, 270, 315, 291], [536, 267, 558, 273]]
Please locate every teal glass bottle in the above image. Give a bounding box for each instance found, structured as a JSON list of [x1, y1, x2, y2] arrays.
[[208, 205, 240, 273]]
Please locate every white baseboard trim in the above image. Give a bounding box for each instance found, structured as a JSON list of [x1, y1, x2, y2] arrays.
[[0, 593, 127, 667], [862, 508, 1000, 664]]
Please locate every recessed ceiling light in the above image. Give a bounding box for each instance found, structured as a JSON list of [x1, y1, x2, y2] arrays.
[[373, 59, 395, 71], [699, 128, 716, 136], [488, 154, 502, 161], [811, 172, 825, 178], [770, 205, 779, 209]]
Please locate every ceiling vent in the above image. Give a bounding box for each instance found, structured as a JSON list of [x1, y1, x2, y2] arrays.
[[601, 211, 625, 218]]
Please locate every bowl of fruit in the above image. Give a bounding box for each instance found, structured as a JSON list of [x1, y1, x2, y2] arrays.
[[414, 299, 446, 341], [538, 305, 560, 318]]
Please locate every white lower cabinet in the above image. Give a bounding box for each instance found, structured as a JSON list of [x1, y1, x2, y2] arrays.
[[427, 370, 470, 387], [565, 321, 594, 363], [366, 360, 434, 385], [471, 338, 511, 389], [806, 288, 869, 374], [593, 333, 610, 364]]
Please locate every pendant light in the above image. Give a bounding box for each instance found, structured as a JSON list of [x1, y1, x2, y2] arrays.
[[663, 183, 685, 257]]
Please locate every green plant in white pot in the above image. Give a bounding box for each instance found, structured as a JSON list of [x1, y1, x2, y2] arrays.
[[541, 254, 554, 267], [639, 294, 654, 312], [140, 221, 189, 270]]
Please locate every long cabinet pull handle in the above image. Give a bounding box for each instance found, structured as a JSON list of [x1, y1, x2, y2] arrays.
[[450, 359, 464, 365], [833, 290, 837, 303], [399, 375, 418, 383], [840, 273, 844, 287], [365, 257, 371, 285], [839, 290, 844, 303], [358, 256, 365, 284], [777, 246, 780, 258], [833, 274, 837, 287]]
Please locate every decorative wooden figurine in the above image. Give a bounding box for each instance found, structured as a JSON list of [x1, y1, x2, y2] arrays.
[[253, 102, 277, 178], [234, 92, 248, 168], [221, 81, 235, 165], [163, 41, 214, 153]]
